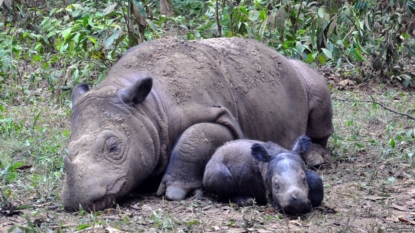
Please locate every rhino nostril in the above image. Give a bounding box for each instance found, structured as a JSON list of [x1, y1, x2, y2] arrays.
[[291, 191, 297, 200]]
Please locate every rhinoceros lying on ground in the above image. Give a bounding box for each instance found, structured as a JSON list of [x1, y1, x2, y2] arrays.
[[203, 135, 324, 214], [62, 37, 333, 211]]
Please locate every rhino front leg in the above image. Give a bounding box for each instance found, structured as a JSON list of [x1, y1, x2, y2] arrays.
[[156, 123, 235, 200]]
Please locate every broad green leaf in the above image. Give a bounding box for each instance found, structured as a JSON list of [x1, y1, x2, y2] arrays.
[[73, 33, 81, 44], [88, 36, 97, 44], [76, 224, 90, 231], [46, 31, 56, 39], [31, 54, 42, 63], [389, 138, 395, 148], [318, 7, 325, 19], [103, 3, 117, 16], [61, 28, 72, 40], [10, 161, 24, 170], [349, 47, 364, 62], [239, 6, 248, 15], [59, 43, 69, 53], [146, 19, 159, 34], [105, 30, 121, 49], [317, 54, 326, 65], [249, 10, 260, 21], [259, 9, 267, 20], [321, 48, 332, 59], [296, 41, 305, 55], [306, 53, 314, 63], [327, 16, 337, 37]]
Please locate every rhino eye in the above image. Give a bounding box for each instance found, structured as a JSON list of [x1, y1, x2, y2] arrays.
[[105, 137, 122, 158], [273, 181, 279, 189]]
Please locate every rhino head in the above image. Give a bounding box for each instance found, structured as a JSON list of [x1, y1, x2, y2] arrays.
[[62, 77, 160, 211], [251, 135, 315, 214]]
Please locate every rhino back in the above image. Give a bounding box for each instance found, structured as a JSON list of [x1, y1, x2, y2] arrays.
[[102, 38, 309, 148]]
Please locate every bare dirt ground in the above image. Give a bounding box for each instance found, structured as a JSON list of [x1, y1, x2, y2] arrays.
[[0, 82, 414, 232]]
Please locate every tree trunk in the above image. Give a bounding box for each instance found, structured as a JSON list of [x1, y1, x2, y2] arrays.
[[160, 0, 174, 16]]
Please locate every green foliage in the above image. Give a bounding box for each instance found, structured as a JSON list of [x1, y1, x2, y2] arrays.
[[1, 0, 415, 96]]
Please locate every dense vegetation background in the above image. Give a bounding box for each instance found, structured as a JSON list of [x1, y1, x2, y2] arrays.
[[1, 0, 415, 232]]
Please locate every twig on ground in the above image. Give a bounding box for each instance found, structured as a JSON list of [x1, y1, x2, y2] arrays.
[[332, 96, 415, 120]]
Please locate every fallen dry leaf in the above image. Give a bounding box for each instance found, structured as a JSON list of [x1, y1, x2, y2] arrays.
[[289, 220, 302, 226], [257, 229, 272, 233], [392, 203, 409, 211], [16, 164, 32, 171], [364, 195, 390, 201], [398, 216, 415, 225], [405, 200, 415, 209], [339, 79, 355, 86], [408, 189, 415, 197], [106, 226, 123, 233], [356, 162, 372, 168], [130, 203, 141, 210], [264, 207, 274, 214]]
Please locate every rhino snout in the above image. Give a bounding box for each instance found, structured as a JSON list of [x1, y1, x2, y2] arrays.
[[278, 188, 311, 214], [62, 156, 126, 211]]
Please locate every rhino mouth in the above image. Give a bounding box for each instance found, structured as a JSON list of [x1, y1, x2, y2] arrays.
[[89, 177, 128, 211], [91, 195, 116, 211]]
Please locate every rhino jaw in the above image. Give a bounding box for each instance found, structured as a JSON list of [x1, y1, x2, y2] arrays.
[[62, 149, 131, 211]]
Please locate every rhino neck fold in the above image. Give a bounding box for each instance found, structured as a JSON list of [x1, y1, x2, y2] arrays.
[[137, 90, 171, 176]]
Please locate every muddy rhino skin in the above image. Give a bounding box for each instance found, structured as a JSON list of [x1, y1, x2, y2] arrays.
[[62, 38, 333, 211], [203, 135, 324, 214]]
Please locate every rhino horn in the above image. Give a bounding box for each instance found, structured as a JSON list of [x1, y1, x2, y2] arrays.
[[63, 155, 77, 174], [118, 77, 153, 105], [71, 84, 90, 107]]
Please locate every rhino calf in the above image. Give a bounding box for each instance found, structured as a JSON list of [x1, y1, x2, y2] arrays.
[[203, 135, 323, 214]]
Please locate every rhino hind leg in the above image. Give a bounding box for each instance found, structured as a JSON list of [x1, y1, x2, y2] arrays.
[[157, 123, 235, 201], [306, 169, 324, 207], [203, 161, 237, 202]]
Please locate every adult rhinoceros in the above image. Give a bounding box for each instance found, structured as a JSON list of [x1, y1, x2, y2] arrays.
[[62, 38, 333, 211]]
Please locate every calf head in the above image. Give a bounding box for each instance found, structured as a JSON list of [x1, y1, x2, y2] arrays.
[[251, 135, 317, 214], [62, 77, 159, 211]]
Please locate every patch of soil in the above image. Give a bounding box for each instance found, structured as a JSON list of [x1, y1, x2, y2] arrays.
[[2, 151, 415, 232]]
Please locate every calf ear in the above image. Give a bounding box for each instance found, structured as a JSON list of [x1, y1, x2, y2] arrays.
[[118, 77, 153, 105], [72, 84, 90, 107], [306, 169, 324, 207], [292, 135, 311, 155], [251, 143, 272, 162]]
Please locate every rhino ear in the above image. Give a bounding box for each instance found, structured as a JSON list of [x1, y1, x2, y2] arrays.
[[72, 84, 90, 107], [292, 135, 311, 155], [251, 143, 272, 162], [118, 77, 153, 105]]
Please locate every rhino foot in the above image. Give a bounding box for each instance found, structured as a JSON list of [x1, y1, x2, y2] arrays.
[[166, 186, 187, 201], [303, 143, 331, 167]]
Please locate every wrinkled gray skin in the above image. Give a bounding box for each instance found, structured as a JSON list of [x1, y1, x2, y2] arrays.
[[203, 135, 324, 214], [62, 38, 333, 211]]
